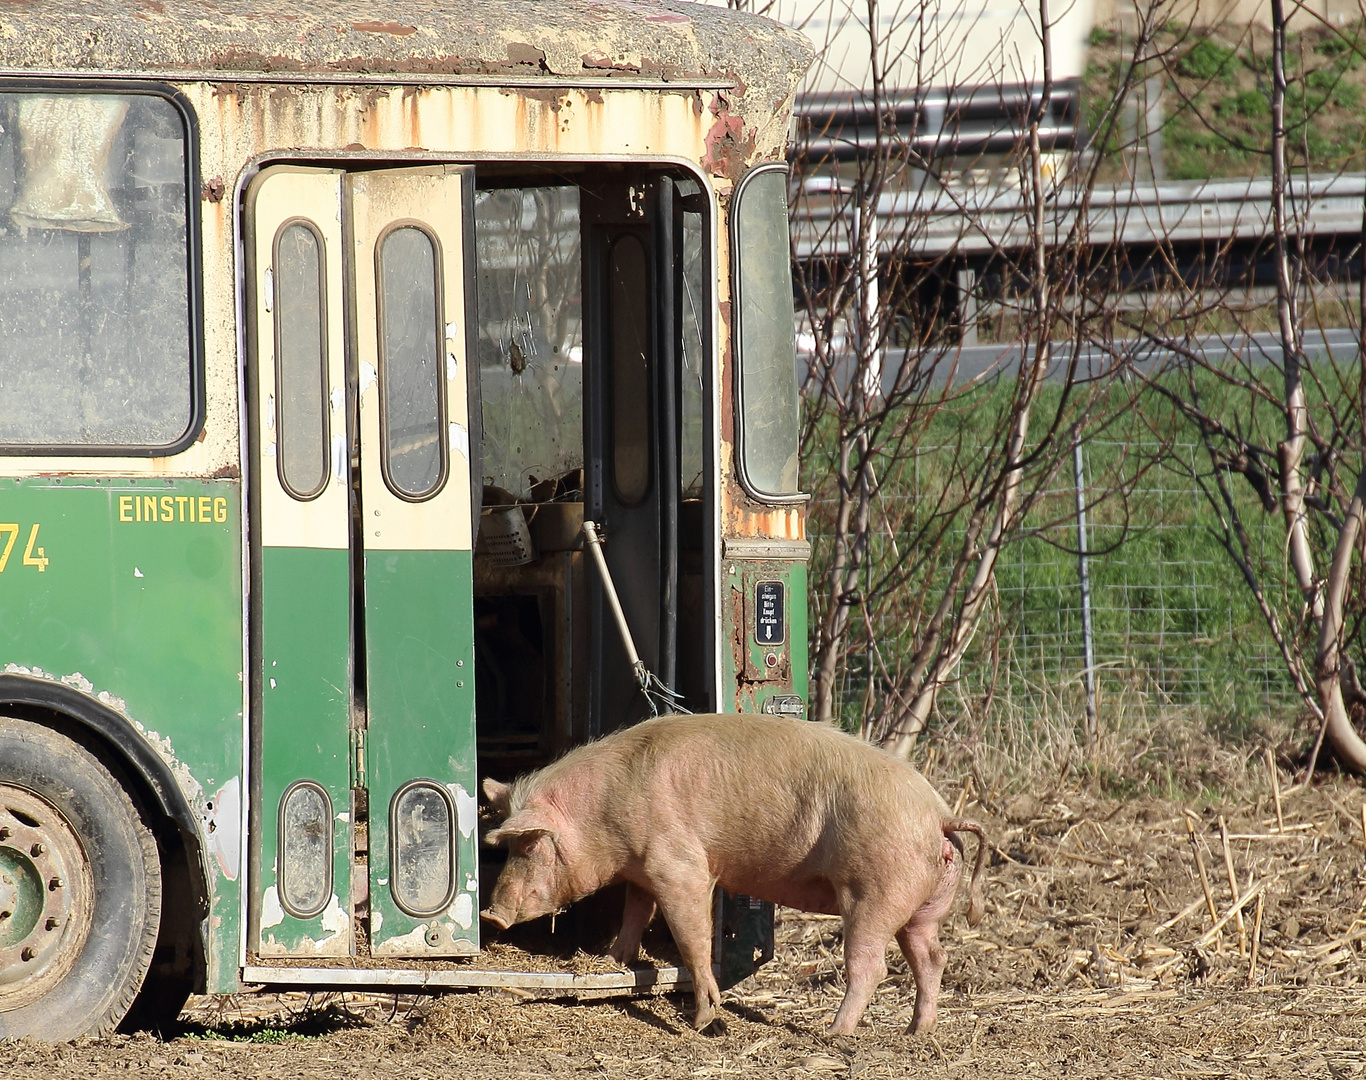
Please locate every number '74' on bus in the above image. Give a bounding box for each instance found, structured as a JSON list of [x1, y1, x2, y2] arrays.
[[0, 524, 48, 572]]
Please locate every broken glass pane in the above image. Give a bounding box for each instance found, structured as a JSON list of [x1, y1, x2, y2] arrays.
[[679, 184, 707, 500], [474, 186, 583, 500]]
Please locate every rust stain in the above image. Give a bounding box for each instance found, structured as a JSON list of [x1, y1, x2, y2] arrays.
[[581, 50, 640, 72], [201, 175, 226, 203], [351, 20, 417, 36], [205, 49, 307, 72], [729, 585, 747, 688], [724, 502, 806, 541], [506, 42, 548, 69], [702, 93, 754, 179]]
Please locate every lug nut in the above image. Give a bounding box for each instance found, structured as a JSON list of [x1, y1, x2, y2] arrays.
[[0, 827, 10, 840], [20, 947, 34, 962], [45, 917, 57, 931], [29, 843, 43, 857], [48, 876, 62, 891]]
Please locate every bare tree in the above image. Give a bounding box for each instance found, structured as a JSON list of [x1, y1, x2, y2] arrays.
[[775, 0, 1167, 754], [1117, 1, 1366, 774]]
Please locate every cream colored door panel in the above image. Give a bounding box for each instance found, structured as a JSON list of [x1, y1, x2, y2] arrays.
[[248, 166, 349, 552], [348, 166, 475, 553]]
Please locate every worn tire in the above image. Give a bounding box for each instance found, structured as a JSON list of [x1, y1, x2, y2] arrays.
[[0, 717, 162, 1041]]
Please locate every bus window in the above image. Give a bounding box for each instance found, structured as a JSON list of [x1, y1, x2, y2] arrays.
[[609, 234, 650, 506], [474, 185, 582, 500], [273, 221, 329, 499], [733, 164, 801, 498], [377, 225, 445, 500], [0, 90, 195, 451]]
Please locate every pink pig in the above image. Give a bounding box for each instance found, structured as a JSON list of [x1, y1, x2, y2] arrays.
[[481, 712, 986, 1034]]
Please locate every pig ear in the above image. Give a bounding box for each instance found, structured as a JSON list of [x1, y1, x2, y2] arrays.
[[485, 809, 558, 850], [482, 777, 513, 818]]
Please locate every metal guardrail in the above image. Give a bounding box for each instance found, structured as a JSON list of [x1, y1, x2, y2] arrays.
[[793, 82, 1081, 162], [791, 172, 1366, 258], [800, 328, 1363, 395]]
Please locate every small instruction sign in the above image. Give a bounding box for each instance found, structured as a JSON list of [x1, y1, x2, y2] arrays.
[[755, 581, 784, 645]]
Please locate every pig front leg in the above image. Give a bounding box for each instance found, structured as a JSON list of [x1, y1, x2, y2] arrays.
[[648, 866, 724, 1031], [609, 881, 657, 964]]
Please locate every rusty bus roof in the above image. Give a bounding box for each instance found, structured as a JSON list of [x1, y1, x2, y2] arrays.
[[0, 1, 812, 113]]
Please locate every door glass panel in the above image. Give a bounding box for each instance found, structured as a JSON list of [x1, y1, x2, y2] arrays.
[[274, 221, 329, 499], [389, 782, 455, 917], [378, 225, 444, 499], [277, 782, 333, 918], [610, 234, 650, 506], [474, 186, 583, 500]]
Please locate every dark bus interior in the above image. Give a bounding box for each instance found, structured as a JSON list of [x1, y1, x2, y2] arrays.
[[469, 163, 716, 956]]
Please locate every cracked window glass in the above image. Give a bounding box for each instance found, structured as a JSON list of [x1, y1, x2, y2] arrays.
[[678, 180, 707, 499], [474, 186, 583, 500], [0, 91, 193, 450]]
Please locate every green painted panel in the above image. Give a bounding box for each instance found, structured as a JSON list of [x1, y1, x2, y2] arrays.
[[723, 556, 809, 715], [0, 478, 244, 993], [257, 546, 352, 956], [364, 548, 479, 954]]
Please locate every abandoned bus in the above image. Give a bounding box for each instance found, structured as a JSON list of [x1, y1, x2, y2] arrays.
[[0, 0, 813, 1039]]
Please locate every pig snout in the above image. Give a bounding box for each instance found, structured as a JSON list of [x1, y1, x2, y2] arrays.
[[481, 871, 540, 929], [480, 852, 563, 929], [479, 905, 513, 930]]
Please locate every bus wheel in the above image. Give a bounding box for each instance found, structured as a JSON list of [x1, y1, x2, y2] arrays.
[[0, 717, 162, 1040]]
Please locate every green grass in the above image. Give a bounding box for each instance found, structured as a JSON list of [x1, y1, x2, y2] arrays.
[[803, 366, 1352, 738]]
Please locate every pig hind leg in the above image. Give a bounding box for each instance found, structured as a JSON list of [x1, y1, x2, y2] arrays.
[[829, 889, 904, 1035], [896, 839, 964, 1034], [896, 920, 947, 1033], [609, 881, 657, 964], [829, 921, 892, 1035]]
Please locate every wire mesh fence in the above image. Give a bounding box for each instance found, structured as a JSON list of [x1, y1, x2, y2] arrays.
[[812, 440, 1305, 734]]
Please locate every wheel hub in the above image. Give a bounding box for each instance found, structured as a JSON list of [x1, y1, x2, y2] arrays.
[[0, 786, 94, 1010]]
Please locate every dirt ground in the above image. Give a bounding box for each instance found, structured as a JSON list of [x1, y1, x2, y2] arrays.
[[3, 770, 1365, 1079]]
